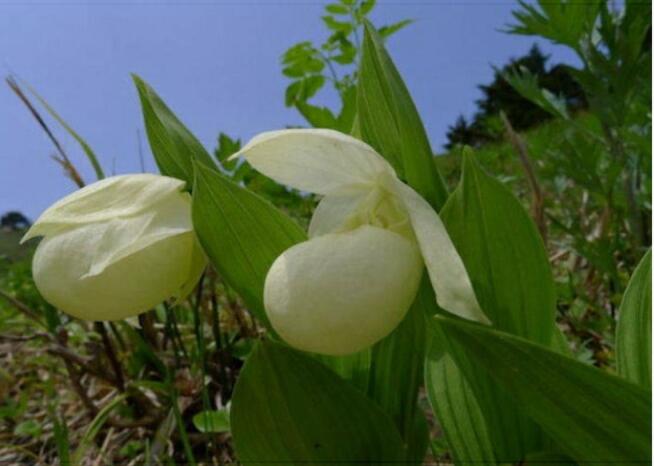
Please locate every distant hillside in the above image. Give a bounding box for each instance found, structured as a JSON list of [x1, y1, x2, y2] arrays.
[[0, 229, 33, 262]]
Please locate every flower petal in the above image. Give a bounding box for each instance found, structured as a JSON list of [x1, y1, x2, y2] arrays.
[[263, 225, 423, 355], [80, 192, 194, 279], [393, 180, 490, 324], [231, 129, 394, 195], [22, 174, 185, 242], [33, 226, 200, 321], [308, 186, 370, 238]]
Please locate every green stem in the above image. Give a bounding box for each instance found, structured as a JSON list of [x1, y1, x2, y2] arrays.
[[171, 388, 196, 466]]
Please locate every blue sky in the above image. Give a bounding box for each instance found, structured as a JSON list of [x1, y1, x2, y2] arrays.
[[0, 1, 577, 219]]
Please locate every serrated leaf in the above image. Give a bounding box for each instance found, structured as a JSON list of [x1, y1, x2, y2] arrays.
[[506, 0, 601, 50], [192, 163, 305, 330], [433, 314, 651, 464], [503, 66, 569, 119], [358, 21, 448, 210], [214, 132, 242, 171], [616, 249, 652, 388], [133, 74, 217, 185], [231, 340, 405, 465]]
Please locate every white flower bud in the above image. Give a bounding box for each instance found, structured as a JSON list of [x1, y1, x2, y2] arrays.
[[22, 174, 206, 321]]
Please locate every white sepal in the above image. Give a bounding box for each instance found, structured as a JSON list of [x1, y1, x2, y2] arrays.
[[22, 174, 185, 242], [392, 180, 489, 324], [231, 129, 394, 195]]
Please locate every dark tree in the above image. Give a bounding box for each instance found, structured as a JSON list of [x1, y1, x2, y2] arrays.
[[1, 211, 31, 230], [445, 44, 587, 149]]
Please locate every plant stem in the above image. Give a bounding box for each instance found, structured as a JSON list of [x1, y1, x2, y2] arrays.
[[171, 389, 196, 466], [94, 321, 125, 392]]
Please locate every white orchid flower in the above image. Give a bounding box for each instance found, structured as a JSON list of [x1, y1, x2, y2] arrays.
[[232, 129, 489, 355], [22, 174, 206, 321]]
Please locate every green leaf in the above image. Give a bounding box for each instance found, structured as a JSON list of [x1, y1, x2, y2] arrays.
[[285, 80, 303, 106], [433, 314, 651, 464], [52, 413, 71, 465], [358, 21, 448, 210], [214, 132, 242, 171], [325, 3, 349, 15], [336, 84, 358, 133], [295, 101, 338, 129], [506, 0, 601, 51], [285, 76, 327, 107], [192, 409, 230, 433], [21, 80, 105, 180], [425, 149, 560, 461], [441, 149, 556, 344], [332, 41, 357, 65], [72, 394, 128, 464], [322, 15, 353, 34], [616, 249, 652, 388], [425, 329, 496, 464], [192, 162, 305, 330], [231, 340, 405, 465], [314, 349, 372, 393], [503, 66, 569, 119], [368, 275, 431, 444], [378, 19, 413, 39], [13, 419, 42, 437], [358, 0, 376, 17], [133, 74, 217, 185]]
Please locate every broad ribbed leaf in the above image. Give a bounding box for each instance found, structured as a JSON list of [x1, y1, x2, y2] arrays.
[[314, 349, 372, 393], [357, 21, 448, 210], [426, 149, 559, 462], [231, 340, 405, 465], [356, 24, 445, 461], [425, 322, 496, 464], [133, 75, 217, 185], [433, 315, 651, 464], [441, 150, 556, 343], [192, 162, 305, 329], [616, 249, 652, 387], [367, 275, 431, 459]]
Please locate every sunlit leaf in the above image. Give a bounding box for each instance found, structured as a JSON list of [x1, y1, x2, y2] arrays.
[[133, 74, 217, 185], [358, 21, 448, 210]]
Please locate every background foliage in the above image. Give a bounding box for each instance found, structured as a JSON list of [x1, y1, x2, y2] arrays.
[[0, 0, 650, 464]]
